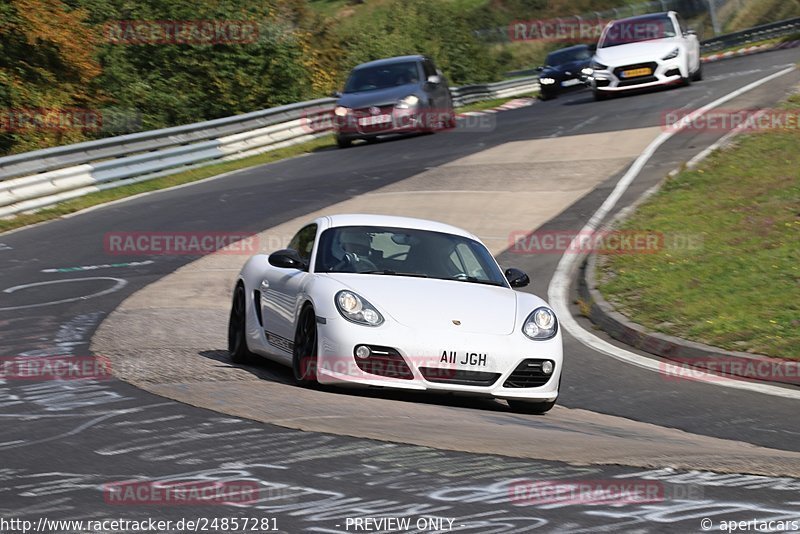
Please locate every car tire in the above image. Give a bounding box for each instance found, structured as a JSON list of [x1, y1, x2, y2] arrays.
[[292, 305, 318, 387], [336, 135, 352, 149], [228, 283, 254, 364], [691, 61, 703, 81]]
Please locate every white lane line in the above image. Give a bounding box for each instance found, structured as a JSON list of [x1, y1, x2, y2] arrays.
[[0, 277, 127, 311], [547, 66, 800, 399]]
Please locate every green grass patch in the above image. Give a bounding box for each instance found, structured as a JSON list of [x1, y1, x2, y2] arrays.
[[457, 94, 537, 113], [0, 136, 334, 234], [596, 98, 800, 359]]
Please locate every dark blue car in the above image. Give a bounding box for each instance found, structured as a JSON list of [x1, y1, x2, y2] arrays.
[[537, 45, 593, 100]]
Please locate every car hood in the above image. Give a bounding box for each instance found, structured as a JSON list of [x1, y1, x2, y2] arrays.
[[337, 85, 421, 109], [596, 39, 682, 65], [323, 273, 518, 335], [542, 60, 589, 78]]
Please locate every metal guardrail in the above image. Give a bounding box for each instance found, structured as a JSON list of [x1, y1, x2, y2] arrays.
[[700, 16, 800, 52], [450, 76, 540, 106], [0, 79, 539, 218]]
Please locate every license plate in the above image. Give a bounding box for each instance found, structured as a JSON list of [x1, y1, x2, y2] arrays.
[[440, 350, 487, 366], [561, 78, 581, 87], [621, 67, 652, 78], [358, 114, 391, 126]]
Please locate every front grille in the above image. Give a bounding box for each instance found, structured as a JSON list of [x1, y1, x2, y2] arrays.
[[354, 105, 396, 134], [618, 76, 658, 87], [419, 367, 500, 387], [503, 359, 555, 388], [614, 62, 658, 86], [354, 345, 413, 380]]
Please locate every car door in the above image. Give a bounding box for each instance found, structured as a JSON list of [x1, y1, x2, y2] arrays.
[[261, 224, 317, 351]]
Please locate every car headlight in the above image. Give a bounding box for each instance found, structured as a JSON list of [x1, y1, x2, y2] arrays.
[[522, 307, 558, 340], [334, 106, 350, 117], [581, 67, 593, 76], [590, 60, 607, 70], [335, 290, 384, 326], [395, 95, 420, 110], [662, 47, 680, 60], [540, 77, 556, 85]]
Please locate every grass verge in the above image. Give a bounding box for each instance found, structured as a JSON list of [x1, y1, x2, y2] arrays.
[[704, 32, 800, 58], [457, 94, 537, 113], [0, 135, 334, 234], [596, 94, 800, 359]]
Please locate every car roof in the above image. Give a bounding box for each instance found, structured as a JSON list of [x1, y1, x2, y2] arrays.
[[547, 44, 589, 54], [609, 11, 673, 24], [317, 214, 478, 240], [352, 55, 425, 70]]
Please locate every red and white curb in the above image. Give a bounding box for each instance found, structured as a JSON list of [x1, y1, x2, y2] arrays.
[[456, 97, 536, 118], [702, 39, 800, 63]]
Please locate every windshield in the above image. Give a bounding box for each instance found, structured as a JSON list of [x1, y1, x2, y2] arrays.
[[315, 226, 507, 286], [599, 14, 677, 48], [545, 47, 591, 66], [343, 62, 421, 93]]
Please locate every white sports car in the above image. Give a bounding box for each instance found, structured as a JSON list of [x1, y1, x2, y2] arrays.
[[589, 11, 701, 100], [228, 214, 563, 414]]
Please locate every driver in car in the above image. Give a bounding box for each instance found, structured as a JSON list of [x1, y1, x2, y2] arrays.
[[333, 229, 378, 271]]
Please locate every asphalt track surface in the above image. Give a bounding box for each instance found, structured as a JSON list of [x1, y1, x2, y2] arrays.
[[1, 49, 800, 533]]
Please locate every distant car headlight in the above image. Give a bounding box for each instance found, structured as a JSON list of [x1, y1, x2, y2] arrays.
[[334, 106, 350, 117], [335, 290, 384, 326], [581, 67, 594, 76], [662, 47, 680, 60], [522, 307, 558, 340], [540, 77, 556, 85], [590, 60, 607, 70], [395, 95, 420, 110]]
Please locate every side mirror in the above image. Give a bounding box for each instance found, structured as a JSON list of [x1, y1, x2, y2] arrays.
[[685, 29, 696, 36], [331, 91, 342, 98], [268, 249, 307, 270], [426, 75, 442, 86], [535, 66, 544, 72], [505, 268, 530, 288]]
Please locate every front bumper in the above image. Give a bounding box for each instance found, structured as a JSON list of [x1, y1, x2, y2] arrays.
[[314, 315, 562, 401], [591, 57, 685, 92], [334, 108, 452, 139]]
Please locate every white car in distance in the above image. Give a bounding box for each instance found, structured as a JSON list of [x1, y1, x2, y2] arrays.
[[589, 11, 701, 100]]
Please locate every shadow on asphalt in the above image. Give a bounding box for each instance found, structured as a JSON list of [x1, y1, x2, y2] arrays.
[[198, 348, 517, 414]]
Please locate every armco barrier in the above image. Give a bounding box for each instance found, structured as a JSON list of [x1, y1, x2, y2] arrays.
[[0, 79, 539, 218]]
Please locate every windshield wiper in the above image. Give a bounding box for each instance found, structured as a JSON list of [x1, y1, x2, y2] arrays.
[[362, 270, 429, 278], [449, 276, 505, 287]]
